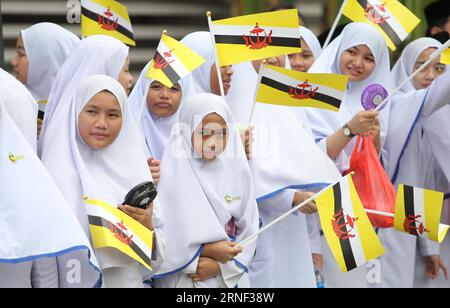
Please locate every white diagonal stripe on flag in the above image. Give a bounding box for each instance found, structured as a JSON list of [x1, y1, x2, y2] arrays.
[[413, 187, 428, 240], [82, 0, 133, 33], [156, 38, 190, 79]]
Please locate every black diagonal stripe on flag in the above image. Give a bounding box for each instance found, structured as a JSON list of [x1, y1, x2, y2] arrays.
[[81, 7, 134, 42], [260, 76, 342, 109], [356, 0, 403, 47], [214, 35, 301, 49], [152, 51, 182, 85], [333, 183, 358, 271], [403, 185, 418, 236], [88, 215, 152, 267]]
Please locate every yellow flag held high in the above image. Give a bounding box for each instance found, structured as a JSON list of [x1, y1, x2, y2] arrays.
[[81, 0, 135, 46], [441, 49, 450, 65], [209, 9, 301, 66], [146, 34, 206, 88], [342, 0, 420, 51], [255, 64, 349, 112], [315, 175, 385, 272], [394, 184, 450, 243], [85, 199, 154, 270]]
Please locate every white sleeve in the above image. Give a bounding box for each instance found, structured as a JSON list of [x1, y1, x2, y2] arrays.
[[218, 261, 245, 288], [418, 238, 440, 256], [31, 258, 59, 288], [422, 70, 450, 117], [307, 214, 322, 255], [257, 190, 296, 214], [319, 137, 350, 173]]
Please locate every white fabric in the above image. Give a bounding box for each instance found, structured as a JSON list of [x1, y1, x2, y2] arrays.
[[21, 22, 79, 111], [153, 93, 259, 288], [299, 27, 322, 59], [0, 98, 101, 288], [41, 75, 164, 285], [304, 22, 392, 172], [129, 61, 182, 160], [0, 68, 38, 151], [39, 35, 129, 155]]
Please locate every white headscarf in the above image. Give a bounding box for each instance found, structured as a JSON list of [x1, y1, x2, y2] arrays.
[[299, 27, 322, 59], [42, 75, 163, 270], [179, 31, 215, 98], [0, 68, 38, 151], [304, 22, 392, 171], [0, 98, 101, 288], [129, 61, 182, 160], [154, 93, 259, 279], [21, 22, 80, 112], [39, 35, 128, 155]]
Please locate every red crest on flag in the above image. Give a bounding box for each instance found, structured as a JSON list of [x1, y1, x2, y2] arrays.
[[403, 215, 430, 236], [332, 209, 359, 240], [98, 7, 119, 31], [365, 2, 391, 25], [110, 220, 133, 246], [153, 49, 175, 70], [242, 23, 273, 50], [289, 80, 319, 99]]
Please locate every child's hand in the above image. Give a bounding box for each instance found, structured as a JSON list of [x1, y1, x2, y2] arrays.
[[119, 203, 154, 231], [190, 257, 221, 282], [293, 191, 317, 214], [240, 125, 255, 160], [147, 158, 161, 184], [202, 241, 242, 263]]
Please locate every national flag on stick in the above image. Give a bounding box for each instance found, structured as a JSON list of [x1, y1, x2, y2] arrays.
[[81, 0, 135, 46], [315, 175, 385, 272], [208, 9, 302, 66], [255, 64, 348, 112], [394, 184, 450, 243], [342, 0, 420, 51], [146, 33, 206, 88], [441, 48, 450, 65]]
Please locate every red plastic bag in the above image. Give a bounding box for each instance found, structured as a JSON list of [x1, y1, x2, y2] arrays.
[[344, 134, 395, 228]]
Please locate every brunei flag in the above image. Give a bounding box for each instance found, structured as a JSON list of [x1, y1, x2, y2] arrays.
[[85, 199, 154, 270], [315, 175, 385, 272], [146, 34, 205, 88], [81, 0, 135, 46], [256, 64, 348, 112], [342, 0, 420, 51], [209, 9, 302, 66], [394, 184, 450, 243], [441, 48, 450, 65]]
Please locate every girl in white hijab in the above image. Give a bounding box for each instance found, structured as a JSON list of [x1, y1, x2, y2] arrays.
[[380, 37, 450, 288], [39, 35, 132, 156], [153, 93, 259, 288], [12, 22, 79, 126], [42, 75, 164, 288], [304, 22, 391, 173]]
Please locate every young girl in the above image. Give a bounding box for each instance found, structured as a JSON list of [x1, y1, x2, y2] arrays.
[[42, 75, 164, 288], [382, 37, 450, 288], [153, 93, 259, 288], [39, 35, 132, 156], [0, 98, 101, 288], [12, 22, 79, 133]]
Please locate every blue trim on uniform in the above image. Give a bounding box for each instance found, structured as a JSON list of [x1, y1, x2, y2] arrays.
[[315, 137, 324, 144], [391, 91, 429, 184], [256, 183, 330, 203], [232, 258, 249, 273], [152, 244, 205, 280], [0, 245, 103, 288]]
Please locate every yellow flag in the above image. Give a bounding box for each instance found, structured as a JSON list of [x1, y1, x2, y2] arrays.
[[441, 49, 450, 65], [85, 199, 154, 270], [255, 64, 349, 112], [209, 9, 301, 66], [343, 0, 420, 51], [315, 175, 385, 272], [394, 184, 449, 243], [146, 34, 206, 88], [81, 0, 135, 46]]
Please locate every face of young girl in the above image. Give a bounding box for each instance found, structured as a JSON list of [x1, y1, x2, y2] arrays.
[[412, 47, 447, 90], [78, 91, 123, 150], [191, 113, 228, 161], [118, 57, 133, 96], [252, 55, 286, 73], [339, 44, 376, 82], [11, 36, 29, 84], [288, 39, 315, 72], [147, 81, 182, 117], [210, 64, 233, 95]]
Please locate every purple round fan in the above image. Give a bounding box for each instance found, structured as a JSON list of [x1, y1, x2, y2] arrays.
[[361, 84, 388, 111]]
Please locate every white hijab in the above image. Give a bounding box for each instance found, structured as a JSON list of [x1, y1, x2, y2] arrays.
[[0, 98, 101, 288], [304, 22, 392, 171], [0, 68, 38, 151], [179, 31, 216, 98], [129, 61, 182, 160], [21, 22, 80, 110], [154, 93, 259, 279], [39, 35, 128, 155], [299, 27, 322, 59], [42, 75, 162, 269]]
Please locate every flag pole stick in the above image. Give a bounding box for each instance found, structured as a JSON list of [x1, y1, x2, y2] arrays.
[[375, 39, 450, 112], [364, 209, 395, 218], [236, 173, 354, 248], [323, 0, 349, 49], [247, 61, 265, 124], [207, 11, 226, 98]]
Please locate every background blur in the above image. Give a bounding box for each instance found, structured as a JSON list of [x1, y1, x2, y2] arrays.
[[0, 0, 438, 80]]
